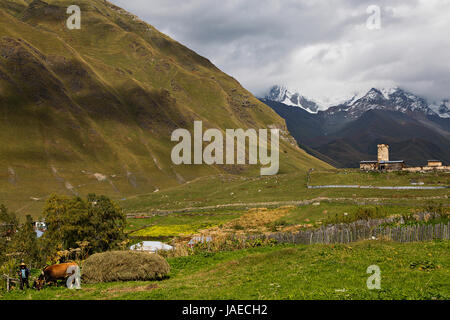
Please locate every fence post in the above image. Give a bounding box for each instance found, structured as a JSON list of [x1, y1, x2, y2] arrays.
[[6, 276, 10, 292]]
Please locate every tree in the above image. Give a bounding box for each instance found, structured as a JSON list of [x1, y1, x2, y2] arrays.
[[1, 207, 43, 271], [42, 194, 126, 255], [10, 215, 39, 266], [0, 204, 18, 236], [0, 205, 18, 265], [47, 196, 89, 250], [41, 195, 71, 261], [87, 194, 126, 252]]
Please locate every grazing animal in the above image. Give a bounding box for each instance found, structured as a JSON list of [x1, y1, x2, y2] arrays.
[[34, 262, 78, 290]]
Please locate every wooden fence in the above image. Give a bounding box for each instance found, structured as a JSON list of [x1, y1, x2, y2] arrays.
[[1, 274, 20, 292], [246, 221, 450, 245]]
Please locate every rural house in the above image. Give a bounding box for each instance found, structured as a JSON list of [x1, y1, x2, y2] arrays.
[[360, 144, 405, 171], [360, 144, 449, 172]]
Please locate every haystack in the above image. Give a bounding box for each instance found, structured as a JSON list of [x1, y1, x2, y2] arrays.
[[82, 250, 170, 284]]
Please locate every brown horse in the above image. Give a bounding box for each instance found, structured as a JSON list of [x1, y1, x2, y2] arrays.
[[34, 262, 79, 290]]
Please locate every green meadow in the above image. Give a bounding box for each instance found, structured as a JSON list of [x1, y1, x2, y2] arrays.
[[121, 171, 449, 214], [124, 200, 448, 240], [309, 169, 450, 187], [2, 241, 448, 300]]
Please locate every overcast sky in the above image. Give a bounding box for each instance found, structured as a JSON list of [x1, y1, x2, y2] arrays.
[[110, 0, 450, 104]]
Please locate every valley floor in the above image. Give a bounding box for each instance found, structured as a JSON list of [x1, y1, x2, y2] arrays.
[[1, 170, 448, 301], [1, 241, 448, 300], [3, 171, 449, 219], [121, 171, 450, 215]]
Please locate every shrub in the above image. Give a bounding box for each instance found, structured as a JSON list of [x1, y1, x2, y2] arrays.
[[324, 206, 390, 225], [266, 219, 289, 232], [422, 202, 447, 215], [81, 251, 170, 284]]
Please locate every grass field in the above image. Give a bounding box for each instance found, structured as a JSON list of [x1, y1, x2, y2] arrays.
[[120, 172, 450, 214], [1, 240, 448, 300], [124, 199, 449, 242], [279, 202, 423, 226], [2, 171, 448, 300], [126, 209, 242, 240], [2, 166, 448, 220], [126, 209, 241, 233], [121, 170, 449, 242], [309, 169, 450, 187]]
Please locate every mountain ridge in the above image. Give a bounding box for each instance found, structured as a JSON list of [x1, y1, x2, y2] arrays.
[[262, 98, 450, 168], [0, 0, 331, 215], [263, 85, 450, 119]]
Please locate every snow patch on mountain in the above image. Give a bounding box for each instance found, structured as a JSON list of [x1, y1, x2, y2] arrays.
[[430, 100, 450, 118]]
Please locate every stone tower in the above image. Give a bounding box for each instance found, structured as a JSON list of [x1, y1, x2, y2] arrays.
[[377, 144, 389, 162]]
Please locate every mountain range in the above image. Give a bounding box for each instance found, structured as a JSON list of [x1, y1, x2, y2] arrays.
[[262, 86, 450, 168], [265, 85, 450, 118], [0, 0, 330, 215]]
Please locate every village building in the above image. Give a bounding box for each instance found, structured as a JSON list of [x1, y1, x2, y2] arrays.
[[360, 144, 405, 171], [377, 144, 389, 162], [379, 160, 405, 171], [427, 160, 443, 167], [360, 144, 449, 172], [359, 161, 378, 171], [34, 221, 46, 238]]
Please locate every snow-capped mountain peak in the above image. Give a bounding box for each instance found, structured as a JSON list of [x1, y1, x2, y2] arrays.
[[359, 88, 387, 102], [329, 87, 437, 119], [380, 87, 400, 99], [263, 85, 322, 113], [263, 85, 449, 118]]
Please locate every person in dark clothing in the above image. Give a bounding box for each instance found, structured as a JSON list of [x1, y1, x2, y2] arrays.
[[18, 262, 30, 290]]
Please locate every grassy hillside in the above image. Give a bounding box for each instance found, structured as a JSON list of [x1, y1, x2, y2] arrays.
[[0, 0, 331, 217], [2, 240, 449, 300]]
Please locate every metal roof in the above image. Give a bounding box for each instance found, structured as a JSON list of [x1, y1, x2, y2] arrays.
[[379, 160, 404, 164]]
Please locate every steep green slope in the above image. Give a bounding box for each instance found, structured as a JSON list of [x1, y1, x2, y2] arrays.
[[0, 0, 330, 216]]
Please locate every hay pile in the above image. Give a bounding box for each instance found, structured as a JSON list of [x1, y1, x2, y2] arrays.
[[82, 251, 170, 284]]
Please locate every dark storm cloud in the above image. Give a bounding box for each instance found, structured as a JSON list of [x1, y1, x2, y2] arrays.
[[110, 0, 450, 103]]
